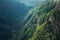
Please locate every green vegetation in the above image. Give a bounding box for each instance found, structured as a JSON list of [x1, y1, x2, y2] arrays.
[[12, 1, 60, 40]]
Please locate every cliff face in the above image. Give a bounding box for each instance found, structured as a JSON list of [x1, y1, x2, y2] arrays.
[[12, 1, 60, 40]]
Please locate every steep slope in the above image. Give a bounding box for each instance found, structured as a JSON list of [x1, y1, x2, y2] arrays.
[[11, 0, 60, 40], [19, 1, 60, 40]]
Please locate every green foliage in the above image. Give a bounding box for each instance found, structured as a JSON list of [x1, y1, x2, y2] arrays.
[[12, 1, 60, 40]]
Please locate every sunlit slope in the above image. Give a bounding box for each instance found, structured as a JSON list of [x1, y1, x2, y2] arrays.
[[20, 1, 59, 40], [12, 1, 60, 40]]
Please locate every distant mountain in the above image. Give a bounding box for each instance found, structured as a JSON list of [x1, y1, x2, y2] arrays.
[[0, 0, 32, 40], [0, 0, 32, 26], [15, 0, 45, 6]]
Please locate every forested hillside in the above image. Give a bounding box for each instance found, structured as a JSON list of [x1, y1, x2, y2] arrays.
[[0, 0, 60, 40], [12, 0, 60, 40]]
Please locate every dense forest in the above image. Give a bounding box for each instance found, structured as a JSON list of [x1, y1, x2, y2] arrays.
[[0, 0, 60, 40]]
